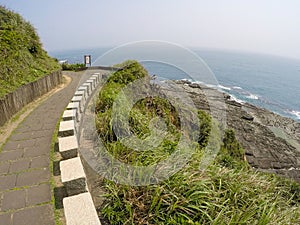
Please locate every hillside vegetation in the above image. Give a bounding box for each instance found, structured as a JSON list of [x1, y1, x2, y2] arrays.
[[96, 60, 300, 224], [0, 6, 60, 98]]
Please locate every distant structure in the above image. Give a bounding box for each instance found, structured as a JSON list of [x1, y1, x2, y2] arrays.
[[84, 55, 91, 67]]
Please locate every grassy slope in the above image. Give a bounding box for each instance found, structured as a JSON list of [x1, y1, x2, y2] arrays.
[[0, 6, 60, 98], [96, 61, 300, 224]]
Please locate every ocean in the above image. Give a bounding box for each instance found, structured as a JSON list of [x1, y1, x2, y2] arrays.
[[49, 47, 300, 122]]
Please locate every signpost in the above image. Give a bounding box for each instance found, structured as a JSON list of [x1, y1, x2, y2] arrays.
[[84, 55, 91, 67]]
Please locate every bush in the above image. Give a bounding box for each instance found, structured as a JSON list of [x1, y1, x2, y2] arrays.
[[95, 60, 181, 166], [61, 63, 86, 71], [217, 129, 248, 169], [197, 110, 212, 148], [107, 60, 148, 84]]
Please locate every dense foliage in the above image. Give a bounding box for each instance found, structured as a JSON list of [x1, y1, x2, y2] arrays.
[[0, 6, 60, 98], [61, 63, 86, 71], [96, 61, 300, 224]]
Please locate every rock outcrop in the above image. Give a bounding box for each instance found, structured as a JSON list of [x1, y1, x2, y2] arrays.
[[176, 80, 300, 182]]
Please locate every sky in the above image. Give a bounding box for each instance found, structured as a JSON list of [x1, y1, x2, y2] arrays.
[[1, 0, 300, 59]]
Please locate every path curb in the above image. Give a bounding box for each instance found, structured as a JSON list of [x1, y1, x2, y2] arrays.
[[57, 72, 104, 225]]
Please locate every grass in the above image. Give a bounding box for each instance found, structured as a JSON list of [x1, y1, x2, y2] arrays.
[[50, 113, 63, 225], [95, 60, 300, 224], [0, 6, 60, 98], [101, 167, 300, 224]]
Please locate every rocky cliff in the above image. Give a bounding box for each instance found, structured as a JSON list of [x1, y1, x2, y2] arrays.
[[177, 80, 300, 182]]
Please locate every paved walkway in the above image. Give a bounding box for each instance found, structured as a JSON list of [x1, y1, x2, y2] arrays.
[[0, 72, 82, 225]]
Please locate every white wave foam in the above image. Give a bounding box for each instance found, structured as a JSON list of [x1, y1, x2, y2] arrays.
[[203, 83, 217, 89], [218, 85, 231, 91], [246, 94, 259, 100], [193, 80, 204, 85], [233, 86, 242, 90], [181, 79, 204, 85], [290, 110, 300, 119], [186, 79, 225, 90], [229, 95, 245, 104]]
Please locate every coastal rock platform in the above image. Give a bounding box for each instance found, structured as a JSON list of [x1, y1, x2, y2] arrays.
[[177, 80, 300, 182]]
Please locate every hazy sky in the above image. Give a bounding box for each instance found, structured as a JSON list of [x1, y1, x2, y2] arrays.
[[1, 0, 300, 59]]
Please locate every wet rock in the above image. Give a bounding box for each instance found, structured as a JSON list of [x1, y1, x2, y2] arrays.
[[189, 83, 201, 88]]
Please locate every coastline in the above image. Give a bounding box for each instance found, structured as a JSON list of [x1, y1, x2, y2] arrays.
[[85, 74, 300, 224], [51, 48, 300, 123], [176, 79, 300, 182]]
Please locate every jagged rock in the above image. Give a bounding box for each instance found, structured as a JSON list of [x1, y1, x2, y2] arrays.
[[176, 80, 192, 85], [189, 83, 201, 88], [241, 113, 254, 121], [175, 81, 300, 182], [226, 99, 243, 107]]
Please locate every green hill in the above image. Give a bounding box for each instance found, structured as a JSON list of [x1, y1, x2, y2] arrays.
[[96, 61, 300, 224], [0, 6, 60, 98]]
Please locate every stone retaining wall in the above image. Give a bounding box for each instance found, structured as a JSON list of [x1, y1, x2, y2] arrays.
[[0, 70, 62, 126]]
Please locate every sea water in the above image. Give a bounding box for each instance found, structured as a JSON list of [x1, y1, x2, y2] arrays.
[[50, 48, 300, 122]]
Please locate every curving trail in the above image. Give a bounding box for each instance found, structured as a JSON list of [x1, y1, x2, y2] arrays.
[[0, 71, 83, 225]]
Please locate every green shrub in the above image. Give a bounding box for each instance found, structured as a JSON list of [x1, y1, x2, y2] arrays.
[[197, 110, 212, 148], [95, 60, 181, 166], [217, 129, 248, 169], [111, 60, 148, 84], [61, 63, 86, 71]]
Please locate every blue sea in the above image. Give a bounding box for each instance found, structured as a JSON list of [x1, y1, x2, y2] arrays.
[[50, 47, 300, 122]]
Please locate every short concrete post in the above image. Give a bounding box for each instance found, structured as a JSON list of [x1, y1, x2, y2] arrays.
[[90, 76, 98, 85], [74, 90, 86, 101], [62, 109, 77, 121], [63, 193, 101, 225], [91, 74, 100, 83], [66, 102, 80, 122], [60, 157, 87, 196], [58, 135, 78, 159], [82, 83, 92, 95], [86, 79, 95, 90], [71, 95, 84, 113], [78, 86, 89, 97], [58, 120, 76, 137]]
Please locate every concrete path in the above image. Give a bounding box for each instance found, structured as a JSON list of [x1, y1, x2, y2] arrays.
[[0, 72, 82, 225]]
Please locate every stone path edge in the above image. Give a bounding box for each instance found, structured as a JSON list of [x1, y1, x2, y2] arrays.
[[57, 71, 107, 225]]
